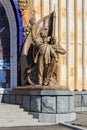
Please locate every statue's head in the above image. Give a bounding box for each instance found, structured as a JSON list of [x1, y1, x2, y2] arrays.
[[40, 31, 47, 42]]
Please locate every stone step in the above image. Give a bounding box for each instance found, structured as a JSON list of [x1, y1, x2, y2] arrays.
[[0, 103, 38, 125], [0, 103, 55, 127], [0, 122, 39, 127], [0, 103, 21, 107], [0, 112, 33, 119], [0, 107, 27, 113], [0, 113, 34, 118], [0, 107, 27, 112], [0, 108, 23, 111], [0, 117, 38, 122], [0, 120, 39, 127], [0, 105, 22, 109]]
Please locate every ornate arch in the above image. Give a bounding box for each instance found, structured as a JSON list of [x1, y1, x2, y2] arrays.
[[0, 0, 17, 89]]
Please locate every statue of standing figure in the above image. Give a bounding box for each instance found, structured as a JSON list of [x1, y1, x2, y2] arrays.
[[26, 30, 66, 86], [20, 10, 66, 87], [33, 30, 58, 86]]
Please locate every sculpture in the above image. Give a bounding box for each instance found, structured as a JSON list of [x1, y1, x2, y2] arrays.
[[20, 10, 66, 88]]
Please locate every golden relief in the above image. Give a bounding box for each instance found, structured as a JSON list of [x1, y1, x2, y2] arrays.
[[18, 0, 36, 39], [18, 0, 33, 26]]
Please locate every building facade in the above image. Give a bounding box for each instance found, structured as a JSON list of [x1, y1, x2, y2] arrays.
[[0, 0, 87, 92]]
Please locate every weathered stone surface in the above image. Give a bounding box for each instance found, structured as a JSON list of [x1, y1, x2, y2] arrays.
[[0, 95, 3, 103], [16, 96, 23, 105], [23, 96, 30, 111], [75, 91, 87, 95], [3, 94, 10, 103], [82, 95, 87, 106], [39, 113, 56, 123], [39, 113, 76, 123], [42, 96, 56, 113], [1, 90, 77, 123], [75, 107, 87, 112], [41, 90, 74, 96], [57, 96, 68, 113], [69, 96, 74, 112], [10, 95, 16, 104], [56, 113, 76, 123], [74, 95, 81, 107], [30, 96, 41, 112]]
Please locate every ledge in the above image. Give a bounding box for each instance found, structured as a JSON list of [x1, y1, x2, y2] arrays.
[[3, 87, 75, 96], [74, 91, 87, 95]]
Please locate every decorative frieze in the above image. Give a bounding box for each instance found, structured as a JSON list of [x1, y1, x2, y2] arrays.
[[18, 0, 35, 39]]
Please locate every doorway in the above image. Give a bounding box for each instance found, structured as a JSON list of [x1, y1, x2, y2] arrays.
[[0, 2, 10, 88], [0, 0, 17, 92]]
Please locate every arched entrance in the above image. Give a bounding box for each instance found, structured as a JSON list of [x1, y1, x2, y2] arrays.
[[0, 0, 17, 92]]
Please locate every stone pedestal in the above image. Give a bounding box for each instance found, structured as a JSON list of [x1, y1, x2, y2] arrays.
[[3, 89, 76, 123], [37, 91, 76, 123]]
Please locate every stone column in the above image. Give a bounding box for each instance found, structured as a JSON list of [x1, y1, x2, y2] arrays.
[[82, 0, 86, 90], [58, 0, 62, 84], [74, 0, 78, 91], [66, 0, 70, 89]]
